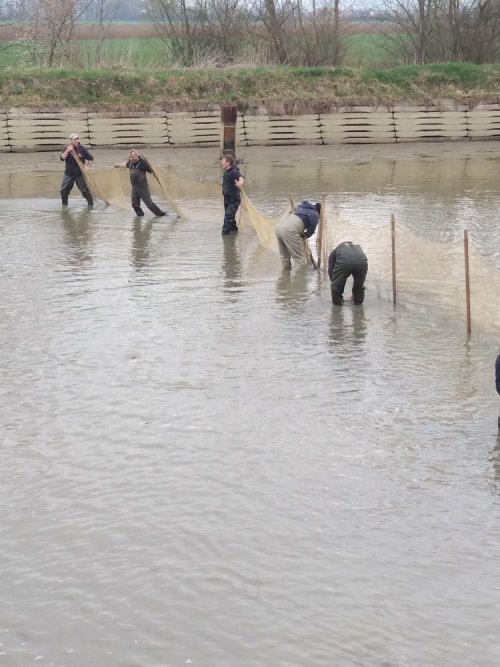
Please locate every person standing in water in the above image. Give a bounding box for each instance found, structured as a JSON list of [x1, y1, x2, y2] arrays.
[[275, 200, 320, 270], [115, 150, 166, 218], [328, 242, 368, 306], [221, 155, 244, 235], [60, 133, 94, 208]]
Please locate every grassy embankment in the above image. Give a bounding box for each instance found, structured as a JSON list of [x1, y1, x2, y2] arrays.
[[1, 63, 500, 110]]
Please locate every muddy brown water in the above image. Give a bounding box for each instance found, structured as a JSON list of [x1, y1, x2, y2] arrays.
[[1, 144, 499, 667]]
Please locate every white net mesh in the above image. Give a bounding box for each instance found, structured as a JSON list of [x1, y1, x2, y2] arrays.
[[71, 157, 500, 336], [322, 207, 500, 334]]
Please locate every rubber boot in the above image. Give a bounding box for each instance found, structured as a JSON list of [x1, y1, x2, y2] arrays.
[[149, 203, 166, 217], [133, 206, 145, 217]]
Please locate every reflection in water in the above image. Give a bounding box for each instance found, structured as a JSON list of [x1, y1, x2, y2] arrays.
[[328, 304, 367, 351], [60, 208, 94, 267], [489, 434, 500, 490], [221, 236, 243, 295], [130, 219, 154, 269], [1, 149, 500, 667], [275, 265, 310, 310]]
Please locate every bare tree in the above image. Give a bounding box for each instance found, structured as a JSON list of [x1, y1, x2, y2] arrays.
[[291, 0, 349, 66], [379, 0, 436, 64], [145, 0, 213, 65], [450, 0, 500, 63], [208, 0, 252, 60], [17, 0, 96, 66], [380, 0, 500, 64], [256, 0, 295, 63]]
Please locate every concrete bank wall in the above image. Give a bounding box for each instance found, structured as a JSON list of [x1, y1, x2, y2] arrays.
[[1, 105, 500, 152]]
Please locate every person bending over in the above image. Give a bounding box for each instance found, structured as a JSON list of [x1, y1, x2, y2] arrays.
[[328, 242, 368, 305], [60, 133, 94, 208], [221, 155, 244, 235], [115, 150, 166, 218], [275, 200, 320, 270]]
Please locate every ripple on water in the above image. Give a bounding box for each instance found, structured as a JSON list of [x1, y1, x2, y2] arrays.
[[1, 155, 500, 666]]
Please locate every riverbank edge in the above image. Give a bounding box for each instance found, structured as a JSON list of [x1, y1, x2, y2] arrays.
[[1, 103, 500, 153]]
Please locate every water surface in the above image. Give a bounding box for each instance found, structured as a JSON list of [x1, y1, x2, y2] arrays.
[[1, 146, 499, 667]]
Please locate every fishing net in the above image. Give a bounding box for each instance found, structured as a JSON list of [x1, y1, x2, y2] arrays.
[[238, 192, 286, 252], [69, 155, 500, 335], [319, 204, 500, 335], [76, 152, 219, 219], [238, 191, 324, 267]]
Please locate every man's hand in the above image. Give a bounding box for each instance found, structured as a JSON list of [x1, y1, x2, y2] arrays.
[[235, 177, 244, 190]]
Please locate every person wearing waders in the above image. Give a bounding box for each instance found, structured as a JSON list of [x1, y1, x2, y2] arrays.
[[60, 133, 94, 208], [275, 201, 320, 269], [221, 155, 244, 235], [328, 242, 368, 306], [115, 150, 166, 218]]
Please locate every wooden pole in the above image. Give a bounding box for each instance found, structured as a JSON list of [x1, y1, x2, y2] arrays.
[[391, 213, 397, 305], [464, 229, 472, 335], [220, 104, 237, 159], [317, 193, 327, 271], [288, 193, 295, 211]]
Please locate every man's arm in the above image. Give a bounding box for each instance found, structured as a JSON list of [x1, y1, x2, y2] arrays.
[[81, 146, 93, 167], [328, 249, 337, 281], [303, 212, 319, 239], [496, 354, 500, 395], [60, 144, 73, 161], [139, 159, 153, 173]]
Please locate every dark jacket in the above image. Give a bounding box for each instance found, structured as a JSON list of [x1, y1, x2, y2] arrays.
[[60, 145, 93, 177], [222, 166, 243, 198], [126, 158, 152, 187], [328, 242, 368, 280], [294, 201, 319, 238], [496, 354, 500, 395]]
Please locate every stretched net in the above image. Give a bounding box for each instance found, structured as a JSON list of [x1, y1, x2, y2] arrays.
[[319, 205, 500, 335], [73, 155, 500, 336], [238, 191, 322, 267], [77, 153, 219, 219], [238, 192, 288, 252]]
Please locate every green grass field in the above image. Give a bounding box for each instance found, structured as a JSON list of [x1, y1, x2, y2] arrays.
[[0, 33, 400, 70], [0, 38, 168, 69]]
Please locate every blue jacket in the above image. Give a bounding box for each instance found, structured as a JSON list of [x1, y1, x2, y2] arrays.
[[294, 201, 319, 238]]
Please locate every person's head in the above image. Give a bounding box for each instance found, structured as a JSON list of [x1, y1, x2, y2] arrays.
[[221, 154, 235, 170], [129, 149, 140, 163], [69, 133, 80, 146]]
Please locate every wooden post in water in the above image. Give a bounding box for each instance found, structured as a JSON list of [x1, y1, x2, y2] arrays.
[[288, 193, 295, 211], [391, 213, 397, 305], [220, 104, 237, 159], [464, 229, 472, 335], [317, 193, 327, 271]]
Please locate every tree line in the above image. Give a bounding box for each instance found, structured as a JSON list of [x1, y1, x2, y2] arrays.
[[1, 0, 500, 67]]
